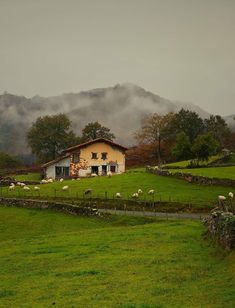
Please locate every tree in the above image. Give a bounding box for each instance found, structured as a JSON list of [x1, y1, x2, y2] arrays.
[[81, 121, 115, 141], [27, 114, 79, 163], [174, 109, 204, 143], [192, 133, 219, 162], [0, 152, 22, 169], [135, 112, 176, 166], [172, 132, 192, 161], [204, 115, 231, 148]]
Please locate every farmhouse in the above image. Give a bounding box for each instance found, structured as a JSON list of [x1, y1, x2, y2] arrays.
[[42, 138, 127, 179]]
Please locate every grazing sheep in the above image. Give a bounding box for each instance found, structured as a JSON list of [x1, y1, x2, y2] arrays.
[[228, 192, 234, 199], [132, 192, 139, 198], [77, 178, 81, 181], [47, 179, 53, 183], [72, 178, 75, 181], [16, 182, 21, 186], [9, 185, 15, 190], [137, 189, 143, 195], [84, 189, 92, 195], [34, 186, 40, 191], [107, 171, 112, 177], [23, 186, 30, 191], [218, 195, 226, 201], [91, 173, 98, 177], [116, 192, 121, 198], [62, 185, 69, 191], [20, 183, 26, 187], [148, 189, 155, 195], [41, 179, 48, 184], [10, 183, 15, 187], [60, 178, 64, 182]]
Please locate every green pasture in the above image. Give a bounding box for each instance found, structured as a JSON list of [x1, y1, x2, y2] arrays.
[[163, 155, 222, 168], [1, 171, 234, 209], [169, 166, 235, 180], [0, 206, 234, 307]]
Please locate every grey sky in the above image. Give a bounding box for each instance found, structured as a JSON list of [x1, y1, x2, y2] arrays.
[[0, 0, 234, 115]]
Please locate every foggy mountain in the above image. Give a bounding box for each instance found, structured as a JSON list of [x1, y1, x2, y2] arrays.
[[0, 83, 231, 155]]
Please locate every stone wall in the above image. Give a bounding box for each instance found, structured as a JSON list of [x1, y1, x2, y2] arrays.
[[146, 166, 235, 187], [0, 198, 99, 216], [203, 210, 235, 250]]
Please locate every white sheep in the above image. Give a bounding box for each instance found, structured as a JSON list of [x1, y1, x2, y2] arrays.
[[138, 189, 143, 195], [148, 189, 155, 195], [47, 179, 53, 183], [34, 186, 40, 191], [41, 179, 48, 184], [77, 178, 81, 181], [23, 186, 30, 191], [10, 183, 15, 187], [132, 192, 139, 198], [60, 178, 64, 182], [9, 185, 15, 190], [62, 185, 69, 191], [91, 173, 98, 177], [218, 195, 226, 201], [228, 192, 234, 199], [116, 192, 121, 198], [107, 171, 112, 177], [20, 183, 26, 187], [16, 182, 21, 186]]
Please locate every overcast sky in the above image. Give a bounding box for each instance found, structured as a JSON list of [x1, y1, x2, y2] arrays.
[[0, 0, 234, 115]]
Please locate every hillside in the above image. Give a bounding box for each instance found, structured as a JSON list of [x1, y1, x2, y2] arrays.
[[0, 83, 230, 155]]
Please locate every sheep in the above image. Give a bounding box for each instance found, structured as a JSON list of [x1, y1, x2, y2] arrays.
[[91, 173, 98, 177], [62, 185, 69, 191], [16, 182, 21, 186], [84, 189, 92, 195], [116, 192, 121, 198], [9, 185, 15, 190], [47, 179, 53, 183], [77, 178, 81, 181], [228, 192, 234, 199], [10, 182, 15, 187], [60, 178, 64, 182], [20, 183, 26, 187], [132, 192, 139, 199], [137, 189, 143, 195], [40, 179, 48, 184], [107, 171, 112, 177], [148, 189, 155, 195], [23, 186, 30, 191], [218, 195, 226, 201], [34, 186, 40, 191]]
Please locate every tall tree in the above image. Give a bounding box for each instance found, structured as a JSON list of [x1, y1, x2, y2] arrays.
[[82, 121, 115, 141], [135, 112, 176, 166], [172, 132, 192, 161], [192, 133, 218, 162], [0, 152, 22, 169], [204, 115, 230, 148], [27, 114, 79, 163], [174, 109, 204, 143]]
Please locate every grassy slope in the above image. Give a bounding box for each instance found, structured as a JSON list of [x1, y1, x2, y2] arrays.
[[2, 170, 234, 208], [163, 155, 222, 168], [0, 207, 234, 307], [12, 172, 41, 182], [169, 166, 235, 180]]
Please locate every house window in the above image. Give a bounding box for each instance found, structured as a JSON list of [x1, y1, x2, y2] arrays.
[[55, 166, 69, 177], [101, 152, 107, 160], [91, 152, 98, 159], [72, 152, 80, 163], [110, 165, 116, 173]]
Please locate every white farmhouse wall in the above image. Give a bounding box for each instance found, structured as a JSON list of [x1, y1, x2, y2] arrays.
[[45, 157, 70, 179]]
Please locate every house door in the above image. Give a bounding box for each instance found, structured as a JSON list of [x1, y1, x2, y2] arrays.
[[110, 165, 116, 173], [102, 165, 107, 175], [91, 166, 99, 175]]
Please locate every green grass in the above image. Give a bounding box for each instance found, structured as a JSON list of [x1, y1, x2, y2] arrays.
[[164, 155, 222, 168], [169, 166, 235, 180], [1, 170, 234, 209], [0, 206, 234, 307], [12, 172, 41, 182]]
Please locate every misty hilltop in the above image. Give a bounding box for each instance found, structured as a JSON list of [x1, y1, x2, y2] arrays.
[[0, 83, 230, 155]]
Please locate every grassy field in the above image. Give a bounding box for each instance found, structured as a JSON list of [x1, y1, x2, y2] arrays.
[[163, 155, 222, 168], [2, 170, 234, 209], [0, 206, 234, 307], [169, 166, 235, 180], [12, 172, 41, 182]]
